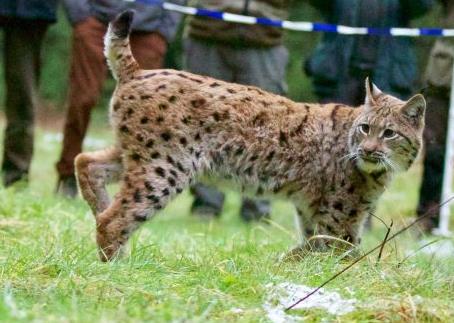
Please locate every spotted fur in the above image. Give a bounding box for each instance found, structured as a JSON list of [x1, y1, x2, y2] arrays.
[[76, 11, 426, 261]]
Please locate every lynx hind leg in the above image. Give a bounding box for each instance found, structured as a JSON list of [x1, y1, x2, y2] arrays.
[[75, 147, 122, 216], [95, 161, 190, 261]]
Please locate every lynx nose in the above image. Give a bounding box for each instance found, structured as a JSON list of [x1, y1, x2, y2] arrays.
[[361, 140, 379, 155]]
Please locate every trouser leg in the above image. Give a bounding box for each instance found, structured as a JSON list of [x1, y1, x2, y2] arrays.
[[231, 45, 289, 95], [2, 21, 48, 186], [417, 90, 449, 230], [56, 18, 108, 179], [184, 38, 233, 216], [130, 32, 167, 69]]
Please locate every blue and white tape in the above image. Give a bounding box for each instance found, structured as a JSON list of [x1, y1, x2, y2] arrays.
[[128, 0, 454, 37]]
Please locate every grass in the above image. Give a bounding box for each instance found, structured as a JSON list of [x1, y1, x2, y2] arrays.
[[0, 119, 453, 322]]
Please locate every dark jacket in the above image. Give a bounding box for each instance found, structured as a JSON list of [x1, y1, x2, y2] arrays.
[[306, 0, 434, 99], [0, 0, 58, 22], [63, 0, 185, 42], [187, 0, 291, 47]]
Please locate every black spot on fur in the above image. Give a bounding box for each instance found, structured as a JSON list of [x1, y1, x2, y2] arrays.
[[128, 95, 135, 100], [136, 134, 144, 142], [227, 88, 236, 94], [168, 177, 176, 187], [131, 153, 141, 161], [176, 187, 183, 193], [235, 146, 244, 156], [169, 169, 178, 178], [134, 189, 142, 203], [144, 181, 154, 191], [349, 209, 357, 217], [210, 82, 220, 87], [120, 125, 129, 134], [279, 131, 288, 145], [159, 103, 168, 110], [347, 185, 355, 194], [195, 151, 201, 159], [194, 133, 201, 141], [161, 131, 172, 141], [146, 139, 154, 148], [333, 202, 343, 211], [143, 73, 157, 79], [140, 117, 149, 124], [151, 151, 160, 159], [113, 102, 121, 111], [156, 84, 167, 91], [166, 155, 175, 165], [212, 112, 220, 121], [141, 95, 151, 100], [176, 162, 186, 173], [191, 98, 206, 108], [147, 195, 159, 203], [134, 214, 147, 222], [266, 151, 275, 161], [189, 77, 203, 83], [182, 117, 190, 124], [155, 167, 165, 177], [169, 95, 177, 103], [156, 116, 164, 123], [162, 188, 170, 196], [179, 137, 188, 146]]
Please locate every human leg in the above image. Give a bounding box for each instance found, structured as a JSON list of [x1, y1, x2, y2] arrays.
[[2, 21, 48, 186], [56, 17, 108, 195]]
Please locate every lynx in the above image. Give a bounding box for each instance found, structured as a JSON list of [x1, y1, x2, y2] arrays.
[[75, 11, 426, 261]]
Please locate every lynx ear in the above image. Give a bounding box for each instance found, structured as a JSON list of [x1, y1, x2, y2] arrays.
[[364, 77, 383, 106], [401, 94, 426, 124]]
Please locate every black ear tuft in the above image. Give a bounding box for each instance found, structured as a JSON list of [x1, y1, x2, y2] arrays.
[[111, 10, 135, 38]]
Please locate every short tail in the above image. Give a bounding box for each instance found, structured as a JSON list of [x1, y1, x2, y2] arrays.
[[104, 10, 139, 81]]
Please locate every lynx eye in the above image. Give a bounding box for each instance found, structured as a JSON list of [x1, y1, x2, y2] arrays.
[[382, 129, 398, 139], [359, 124, 370, 135]]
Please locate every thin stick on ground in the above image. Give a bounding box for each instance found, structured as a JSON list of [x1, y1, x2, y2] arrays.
[[285, 195, 454, 312], [377, 220, 393, 264]]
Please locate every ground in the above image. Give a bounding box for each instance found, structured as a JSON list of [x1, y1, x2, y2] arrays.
[[0, 121, 453, 322]]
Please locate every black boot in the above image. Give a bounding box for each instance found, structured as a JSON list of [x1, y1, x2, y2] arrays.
[[190, 183, 225, 217], [240, 198, 271, 222], [56, 174, 78, 198]]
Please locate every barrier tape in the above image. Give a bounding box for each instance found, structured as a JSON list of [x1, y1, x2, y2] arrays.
[[126, 0, 454, 37]]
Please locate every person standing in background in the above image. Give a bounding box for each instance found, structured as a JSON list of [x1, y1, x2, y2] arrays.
[[184, 0, 291, 221], [305, 0, 434, 105], [56, 0, 185, 196], [0, 0, 58, 186], [417, 0, 454, 231]]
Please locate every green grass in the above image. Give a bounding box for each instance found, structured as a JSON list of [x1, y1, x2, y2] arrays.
[[0, 121, 453, 322]]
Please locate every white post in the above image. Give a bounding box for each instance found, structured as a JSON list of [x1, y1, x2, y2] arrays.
[[433, 62, 454, 236]]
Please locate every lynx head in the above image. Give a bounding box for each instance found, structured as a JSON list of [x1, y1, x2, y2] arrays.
[[348, 78, 426, 174]]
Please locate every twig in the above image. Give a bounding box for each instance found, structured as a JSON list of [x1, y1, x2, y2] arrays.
[[377, 220, 393, 264], [285, 195, 454, 312]]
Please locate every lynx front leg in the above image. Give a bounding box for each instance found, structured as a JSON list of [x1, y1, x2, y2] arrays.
[[286, 205, 363, 261], [75, 147, 122, 216]]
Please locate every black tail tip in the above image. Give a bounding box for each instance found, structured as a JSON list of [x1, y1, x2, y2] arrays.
[[111, 10, 135, 38]]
